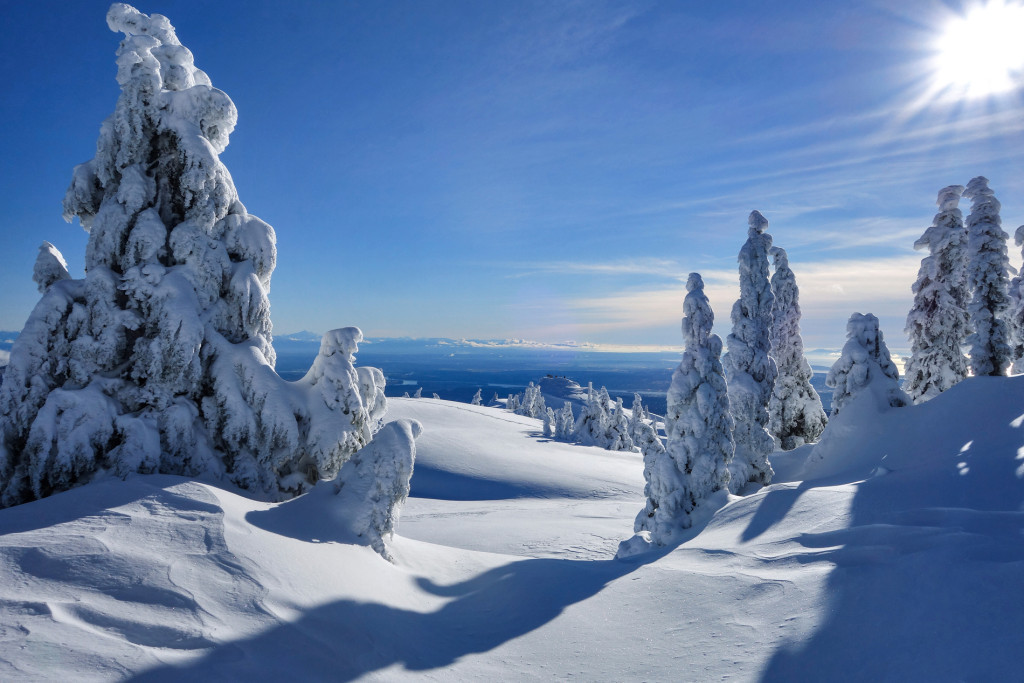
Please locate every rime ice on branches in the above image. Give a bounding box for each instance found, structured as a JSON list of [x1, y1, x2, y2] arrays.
[[0, 5, 402, 511]]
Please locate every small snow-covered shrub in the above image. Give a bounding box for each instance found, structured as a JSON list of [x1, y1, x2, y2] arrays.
[[826, 313, 908, 416]]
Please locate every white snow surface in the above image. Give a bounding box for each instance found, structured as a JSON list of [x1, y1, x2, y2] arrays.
[[0, 387, 1022, 680]]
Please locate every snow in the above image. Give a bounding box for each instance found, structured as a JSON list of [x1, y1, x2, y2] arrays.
[[0, 382, 1021, 680]]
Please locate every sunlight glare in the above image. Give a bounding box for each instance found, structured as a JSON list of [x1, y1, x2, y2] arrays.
[[933, 1, 1024, 97]]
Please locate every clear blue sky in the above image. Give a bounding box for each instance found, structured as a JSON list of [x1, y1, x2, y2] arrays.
[[3, 0, 1024, 350]]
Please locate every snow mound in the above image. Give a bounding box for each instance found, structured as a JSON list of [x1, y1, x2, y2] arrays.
[[0, 383, 1021, 679]]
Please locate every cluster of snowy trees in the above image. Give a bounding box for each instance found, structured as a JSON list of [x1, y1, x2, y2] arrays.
[[904, 177, 1024, 403], [504, 381, 664, 457], [636, 212, 829, 545], [0, 3, 418, 558]]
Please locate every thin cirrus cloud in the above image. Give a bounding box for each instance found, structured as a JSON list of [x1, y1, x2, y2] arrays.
[[525, 254, 923, 344]]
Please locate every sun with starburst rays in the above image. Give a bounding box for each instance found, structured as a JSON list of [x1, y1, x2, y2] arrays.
[[932, 0, 1024, 97]]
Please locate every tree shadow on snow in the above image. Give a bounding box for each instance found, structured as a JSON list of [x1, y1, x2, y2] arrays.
[[759, 377, 1024, 682], [129, 553, 658, 681], [740, 481, 813, 542]]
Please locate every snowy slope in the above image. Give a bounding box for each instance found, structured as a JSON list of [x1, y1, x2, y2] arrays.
[[0, 386, 1021, 681]]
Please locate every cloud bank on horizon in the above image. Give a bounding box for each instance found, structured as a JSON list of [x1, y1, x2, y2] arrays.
[[2, 0, 1023, 351]]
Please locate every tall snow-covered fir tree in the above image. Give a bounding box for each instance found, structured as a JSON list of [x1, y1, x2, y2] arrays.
[[636, 273, 733, 544], [0, 4, 407, 509], [964, 176, 1014, 377], [826, 313, 909, 417], [723, 210, 777, 493], [903, 185, 971, 401], [1007, 225, 1024, 374], [767, 246, 827, 450]]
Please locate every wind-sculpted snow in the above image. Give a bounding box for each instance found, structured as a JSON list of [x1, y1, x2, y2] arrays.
[[0, 4, 405, 508], [0, 385, 1022, 679]]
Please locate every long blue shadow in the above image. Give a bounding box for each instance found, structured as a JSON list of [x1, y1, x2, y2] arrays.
[[130, 554, 654, 681]]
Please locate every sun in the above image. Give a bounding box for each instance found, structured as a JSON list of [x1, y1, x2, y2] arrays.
[[932, 0, 1024, 97]]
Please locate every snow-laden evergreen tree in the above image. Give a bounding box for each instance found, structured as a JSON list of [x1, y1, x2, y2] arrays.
[[0, 5, 404, 508], [903, 185, 971, 401], [413, 387, 423, 399], [510, 382, 546, 419], [767, 246, 827, 449], [629, 393, 665, 459], [470, 388, 482, 406], [555, 402, 575, 441], [574, 385, 631, 450], [964, 176, 1014, 377], [636, 274, 733, 543], [432, 393, 440, 400], [606, 397, 634, 451], [542, 407, 555, 438], [1007, 225, 1024, 374], [826, 313, 909, 416], [723, 211, 777, 492]]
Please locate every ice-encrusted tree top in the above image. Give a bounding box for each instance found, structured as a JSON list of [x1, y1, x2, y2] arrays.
[[0, 4, 398, 512]]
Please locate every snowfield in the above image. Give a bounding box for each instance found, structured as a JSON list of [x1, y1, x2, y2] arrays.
[[1, 380, 1023, 681]]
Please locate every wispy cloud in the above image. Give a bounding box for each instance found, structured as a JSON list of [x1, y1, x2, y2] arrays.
[[525, 255, 921, 344], [507, 257, 688, 280]]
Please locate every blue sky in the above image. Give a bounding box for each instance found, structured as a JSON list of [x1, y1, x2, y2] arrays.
[[3, 0, 1024, 350]]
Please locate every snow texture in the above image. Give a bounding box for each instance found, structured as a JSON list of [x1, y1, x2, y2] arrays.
[[0, 382, 1022, 680], [768, 246, 827, 449], [0, 4, 402, 507], [904, 185, 971, 402], [723, 211, 777, 492], [32, 242, 71, 294], [964, 176, 1014, 377], [1008, 225, 1024, 374], [826, 312, 909, 417], [635, 273, 733, 544]]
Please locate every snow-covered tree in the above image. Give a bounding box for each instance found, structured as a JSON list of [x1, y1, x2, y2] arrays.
[[904, 185, 971, 401], [0, 5, 405, 508], [554, 402, 575, 441], [542, 407, 555, 438], [768, 246, 827, 449], [964, 176, 1014, 377], [826, 313, 909, 416], [413, 387, 423, 399], [723, 211, 777, 492], [327, 419, 421, 562], [630, 393, 664, 459], [606, 397, 634, 452], [470, 388, 482, 406], [432, 393, 440, 400], [1007, 225, 1024, 374], [636, 273, 733, 543]]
